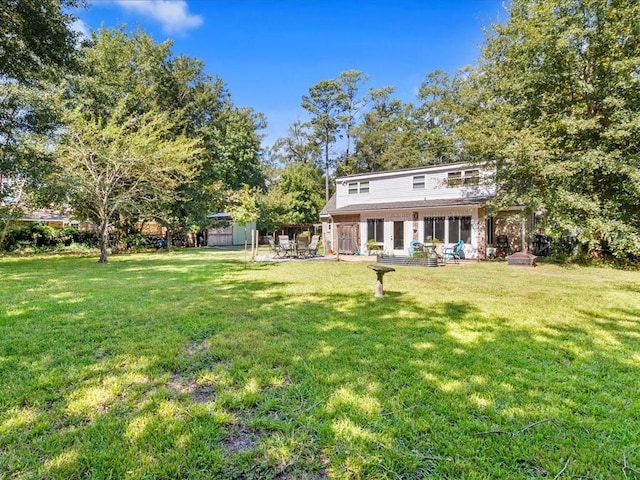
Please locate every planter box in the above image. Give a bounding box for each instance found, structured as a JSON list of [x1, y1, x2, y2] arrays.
[[377, 255, 438, 267], [506, 252, 537, 266]]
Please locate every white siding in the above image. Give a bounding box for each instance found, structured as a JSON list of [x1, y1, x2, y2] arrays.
[[335, 165, 494, 209]]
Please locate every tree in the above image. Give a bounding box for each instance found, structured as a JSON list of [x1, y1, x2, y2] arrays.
[[302, 79, 346, 202], [351, 88, 429, 173], [271, 120, 321, 165], [0, 83, 61, 249], [266, 121, 325, 227], [0, 0, 83, 83], [337, 70, 369, 170], [471, 0, 640, 258], [53, 106, 200, 262], [279, 162, 325, 224], [255, 185, 289, 233], [63, 28, 265, 239], [416, 70, 467, 163], [0, 0, 84, 249], [206, 107, 265, 190], [228, 184, 259, 258]]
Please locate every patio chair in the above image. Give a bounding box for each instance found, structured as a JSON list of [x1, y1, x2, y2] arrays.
[[267, 236, 285, 258], [308, 235, 320, 256], [278, 235, 294, 257], [295, 235, 310, 257], [408, 240, 424, 256], [496, 235, 511, 258], [442, 240, 464, 264]]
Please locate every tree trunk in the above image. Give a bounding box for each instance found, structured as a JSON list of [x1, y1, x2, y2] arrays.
[[324, 140, 330, 202], [98, 219, 109, 263]]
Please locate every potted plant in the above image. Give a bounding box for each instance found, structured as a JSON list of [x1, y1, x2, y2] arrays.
[[366, 239, 383, 256]]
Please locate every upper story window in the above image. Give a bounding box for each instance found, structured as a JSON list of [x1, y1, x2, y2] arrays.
[[463, 170, 480, 185], [448, 170, 480, 187], [348, 181, 370, 194], [447, 172, 462, 187], [412, 175, 425, 189]]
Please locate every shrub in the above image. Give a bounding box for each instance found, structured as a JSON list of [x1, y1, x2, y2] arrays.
[[1, 224, 100, 252]]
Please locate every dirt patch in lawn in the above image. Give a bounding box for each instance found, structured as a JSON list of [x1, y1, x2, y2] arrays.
[[166, 374, 215, 403]]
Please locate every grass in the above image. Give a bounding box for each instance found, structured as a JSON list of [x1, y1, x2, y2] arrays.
[[0, 248, 639, 479]]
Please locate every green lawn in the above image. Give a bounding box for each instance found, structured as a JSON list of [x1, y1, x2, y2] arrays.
[[1, 249, 639, 479]]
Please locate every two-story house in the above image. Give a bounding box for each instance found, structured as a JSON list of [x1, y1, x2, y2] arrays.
[[320, 162, 528, 259]]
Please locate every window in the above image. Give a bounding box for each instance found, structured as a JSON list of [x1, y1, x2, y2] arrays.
[[486, 217, 495, 245], [424, 216, 445, 243], [464, 170, 480, 185], [448, 170, 479, 187], [367, 218, 384, 242], [413, 175, 425, 189], [348, 181, 370, 194], [447, 172, 462, 187], [449, 216, 472, 243]]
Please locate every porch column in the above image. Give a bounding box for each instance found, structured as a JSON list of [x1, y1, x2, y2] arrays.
[[477, 208, 487, 259]]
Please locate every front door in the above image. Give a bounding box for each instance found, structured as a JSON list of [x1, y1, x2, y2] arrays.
[[393, 221, 404, 251]]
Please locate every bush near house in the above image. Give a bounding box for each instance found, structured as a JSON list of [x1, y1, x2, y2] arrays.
[[1, 224, 100, 252]]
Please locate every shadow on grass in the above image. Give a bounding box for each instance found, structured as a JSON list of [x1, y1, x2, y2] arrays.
[[0, 253, 639, 479]]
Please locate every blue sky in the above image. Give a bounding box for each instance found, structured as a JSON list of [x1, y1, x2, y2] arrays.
[[74, 1, 506, 148]]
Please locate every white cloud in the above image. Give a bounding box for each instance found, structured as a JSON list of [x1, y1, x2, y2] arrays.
[[70, 18, 90, 40], [114, 0, 203, 34]]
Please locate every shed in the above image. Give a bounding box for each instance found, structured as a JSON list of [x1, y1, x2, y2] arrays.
[[205, 213, 256, 246]]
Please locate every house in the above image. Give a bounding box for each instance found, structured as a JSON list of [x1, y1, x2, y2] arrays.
[[16, 208, 93, 230], [320, 162, 531, 259]]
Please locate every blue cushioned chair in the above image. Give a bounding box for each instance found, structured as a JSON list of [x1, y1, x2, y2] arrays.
[[408, 240, 424, 256], [442, 240, 464, 263]]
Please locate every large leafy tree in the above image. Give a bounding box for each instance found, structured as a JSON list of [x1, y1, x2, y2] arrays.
[[351, 89, 431, 173], [0, 0, 84, 248], [61, 28, 265, 240], [0, 84, 61, 249], [279, 161, 325, 224], [206, 107, 265, 191], [0, 0, 82, 83], [271, 120, 321, 165], [54, 106, 200, 263], [415, 70, 468, 164], [469, 0, 640, 258]]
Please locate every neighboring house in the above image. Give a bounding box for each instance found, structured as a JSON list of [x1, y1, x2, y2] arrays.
[[13, 208, 168, 239], [17, 208, 93, 230], [320, 162, 531, 259]]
